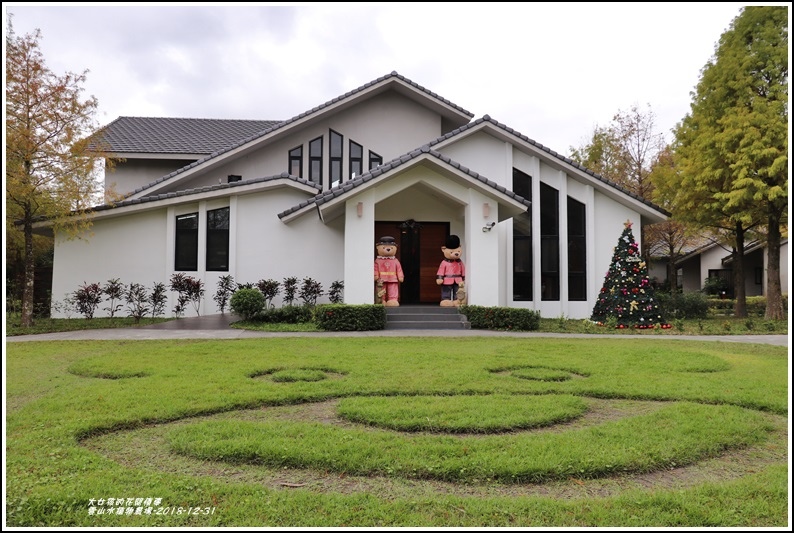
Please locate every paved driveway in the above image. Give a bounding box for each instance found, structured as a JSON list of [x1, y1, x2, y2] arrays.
[[5, 314, 789, 346]]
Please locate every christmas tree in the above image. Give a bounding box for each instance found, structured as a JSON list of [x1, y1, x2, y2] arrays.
[[591, 220, 671, 329]]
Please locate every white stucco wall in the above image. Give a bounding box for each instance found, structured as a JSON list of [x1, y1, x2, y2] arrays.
[[51, 209, 169, 318], [174, 92, 444, 193], [235, 190, 344, 307]]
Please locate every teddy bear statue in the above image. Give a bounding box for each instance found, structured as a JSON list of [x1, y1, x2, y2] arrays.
[[436, 234, 465, 307], [374, 236, 404, 306]]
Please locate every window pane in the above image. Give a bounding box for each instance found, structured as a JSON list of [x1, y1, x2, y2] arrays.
[[175, 213, 198, 271], [206, 207, 229, 271], [512, 169, 533, 300]]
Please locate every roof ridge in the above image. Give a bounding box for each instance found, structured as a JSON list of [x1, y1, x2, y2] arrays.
[[423, 115, 670, 217], [125, 71, 473, 198]]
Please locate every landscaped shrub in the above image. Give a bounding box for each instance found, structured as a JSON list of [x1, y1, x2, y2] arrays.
[[125, 283, 150, 323], [170, 273, 205, 317], [657, 291, 710, 319], [102, 278, 125, 318], [149, 282, 167, 318], [315, 304, 386, 331], [256, 279, 280, 309], [258, 305, 314, 324], [282, 277, 298, 306], [328, 280, 344, 304], [213, 275, 236, 313], [230, 288, 265, 320], [73, 282, 103, 319], [460, 305, 540, 331], [705, 295, 787, 317], [299, 277, 323, 306]]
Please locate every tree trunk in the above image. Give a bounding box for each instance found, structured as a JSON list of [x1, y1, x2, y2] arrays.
[[733, 222, 747, 318], [764, 212, 784, 320], [21, 215, 35, 327], [667, 256, 679, 293]]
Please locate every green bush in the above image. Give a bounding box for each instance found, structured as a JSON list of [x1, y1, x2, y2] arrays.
[[229, 288, 265, 320], [314, 304, 386, 331], [657, 291, 709, 319], [706, 295, 788, 317], [460, 305, 540, 331], [259, 305, 314, 324]]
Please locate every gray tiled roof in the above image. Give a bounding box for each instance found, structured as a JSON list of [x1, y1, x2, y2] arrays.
[[278, 146, 530, 219], [90, 173, 320, 212], [427, 115, 671, 217], [126, 71, 474, 198], [92, 117, 282, 155]]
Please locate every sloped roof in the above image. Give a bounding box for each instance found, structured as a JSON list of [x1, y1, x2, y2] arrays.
[[125, 71, 474, 199], [426, 115, 671, 217], [92, 117, 282, 155], [278, 145, 530, 221]]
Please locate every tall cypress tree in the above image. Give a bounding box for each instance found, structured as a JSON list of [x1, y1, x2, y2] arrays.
[[591, 220, 671, 329]]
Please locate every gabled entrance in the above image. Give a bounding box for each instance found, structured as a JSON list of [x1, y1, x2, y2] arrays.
[[375, 220, 449, 304]]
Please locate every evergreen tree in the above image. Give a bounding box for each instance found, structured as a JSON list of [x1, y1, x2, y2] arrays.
[[591, 220, 671, 329]]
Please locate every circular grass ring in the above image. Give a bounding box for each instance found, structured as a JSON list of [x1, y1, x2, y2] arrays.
[[510, 367, 572, 382], [270, 369, 328, 383], [336, 394, 587, 433]]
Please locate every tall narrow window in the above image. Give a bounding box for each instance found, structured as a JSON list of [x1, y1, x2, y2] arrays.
[[206, 207, 230, 271], [175, 213, 198, 271], [309, 136, 323, 186], [368, 150, 382, 170], [349, 140, 363, 179], [512, 168, 532, 301], [567, 197, 586, 301], [288, 146, 303, 178], [329, 130, 343, 187], [540, 183, 559, 301]]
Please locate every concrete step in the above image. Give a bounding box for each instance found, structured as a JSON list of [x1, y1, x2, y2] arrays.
[[384, 306, 469, 330]]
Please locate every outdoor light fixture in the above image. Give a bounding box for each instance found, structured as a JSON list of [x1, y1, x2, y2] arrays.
[[482, 222, 496, 232], [482, 202, 491, 218], [356, 202, 363, 217]]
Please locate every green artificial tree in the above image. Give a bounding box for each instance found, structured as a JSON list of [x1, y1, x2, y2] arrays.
[[591, 220, 671, 329]]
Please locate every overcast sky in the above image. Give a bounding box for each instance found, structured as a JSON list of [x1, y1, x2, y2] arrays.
[[4, 2, 779, 156]]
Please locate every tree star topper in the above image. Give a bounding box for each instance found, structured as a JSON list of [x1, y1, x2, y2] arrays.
[[624, 219, 633, 229]]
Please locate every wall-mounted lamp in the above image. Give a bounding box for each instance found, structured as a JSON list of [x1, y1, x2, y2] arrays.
[[482, 222, 496, 232], [356, 202, 363, 217], [482, 202, 491, 218]]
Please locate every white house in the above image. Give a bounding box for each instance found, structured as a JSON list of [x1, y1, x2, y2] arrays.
[[675, 239, 789, 298], [41, 71, 669, 319]]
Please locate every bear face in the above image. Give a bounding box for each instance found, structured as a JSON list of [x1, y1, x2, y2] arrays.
[[442, 245, 462, 260]]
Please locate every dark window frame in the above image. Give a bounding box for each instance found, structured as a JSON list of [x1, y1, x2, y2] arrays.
[[512, 168, 533, 301], [309, 136, 323, 187], [349, 140, 363, 179], [288, 145, 303, 178], [567, 196, 587, 301], [227, 175, 242, 183], [206, 207, 230, 272], [540, 182, 560, 301], [368, 150, 382, 170], [329, 130, 343, 186], [175, 212, 199, 272]]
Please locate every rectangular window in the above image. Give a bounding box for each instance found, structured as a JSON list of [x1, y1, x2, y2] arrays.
[[175, 213, 198, 271], [368, 150, 382, 170], [567, 197, 586, 301], [512, 168, 532, 301], [540, 183, 559, 301], [227, 175, 242, 183], [350, 140, 363, 179], [309, 136, 323, 186], [329, 130, 343, 187], [288, 145, 303, 178], [206, 207, 230, 271]]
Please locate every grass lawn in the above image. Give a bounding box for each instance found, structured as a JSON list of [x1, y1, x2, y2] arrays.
[[5, 336, 788, 527]]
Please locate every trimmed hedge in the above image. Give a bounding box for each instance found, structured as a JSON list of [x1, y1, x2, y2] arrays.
[[656, 291, 710, 319], [707, 294, 788, 317], [258, 305, 314, 324], [460, 305, 540, 331], [229, 288, 265, 320], [314, 304, 386, 331]]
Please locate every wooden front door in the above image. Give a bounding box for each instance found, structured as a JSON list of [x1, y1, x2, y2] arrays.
[[375, 221, 449, 304]]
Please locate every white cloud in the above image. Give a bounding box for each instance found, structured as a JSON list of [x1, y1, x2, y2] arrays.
[[4, 2, 769, 153]]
